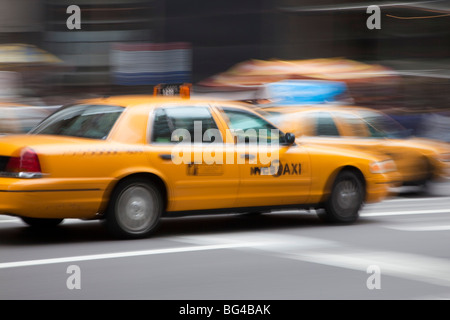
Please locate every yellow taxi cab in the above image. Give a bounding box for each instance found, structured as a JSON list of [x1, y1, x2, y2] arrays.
[[0, 84, 399, 238], [259, 104, 450, 190]]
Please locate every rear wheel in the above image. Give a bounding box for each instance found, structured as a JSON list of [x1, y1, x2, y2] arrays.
[[21, 217, 64, 228], [105, 178, 163, 239], [320, 170, 364, 223]]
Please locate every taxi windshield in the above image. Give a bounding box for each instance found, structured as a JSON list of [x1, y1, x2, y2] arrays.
[[357, 110, 412, 139], [30, 104, 124, 139]]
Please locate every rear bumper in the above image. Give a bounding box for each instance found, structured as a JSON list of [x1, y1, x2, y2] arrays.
[[0, 177, 109, 219]]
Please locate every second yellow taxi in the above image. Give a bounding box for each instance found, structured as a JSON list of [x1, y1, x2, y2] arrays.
[[259, 104, 450, 191]]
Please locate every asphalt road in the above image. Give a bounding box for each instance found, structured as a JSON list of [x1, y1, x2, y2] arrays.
[[1, 191, 450, 301]]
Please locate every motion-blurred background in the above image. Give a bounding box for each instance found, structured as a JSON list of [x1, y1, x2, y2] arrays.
[[0, 0, 448, 138]]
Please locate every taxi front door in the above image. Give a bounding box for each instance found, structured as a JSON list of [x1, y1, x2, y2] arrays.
[[216, 106, 311, 208]]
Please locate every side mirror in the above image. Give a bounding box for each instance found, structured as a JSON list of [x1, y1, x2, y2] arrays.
[[284, 132, 296, 145]]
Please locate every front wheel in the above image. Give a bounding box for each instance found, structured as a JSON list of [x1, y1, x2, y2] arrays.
[[105, 178, 163, 239], [320, 171, 364, 223]]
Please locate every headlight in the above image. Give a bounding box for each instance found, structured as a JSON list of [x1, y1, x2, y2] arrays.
[[436, 153, 450, 162], [370, 160, 396, 174]]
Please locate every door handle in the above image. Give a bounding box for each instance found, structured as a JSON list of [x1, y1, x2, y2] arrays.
[[240, 154, 256, 160], [159, 154, 172, 160]]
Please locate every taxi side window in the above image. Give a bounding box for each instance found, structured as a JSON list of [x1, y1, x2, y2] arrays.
[[366, 123, 386, 138], [151, 106, 222, 143], [219, 107, 286, 144], [314, 112, 340, 137]]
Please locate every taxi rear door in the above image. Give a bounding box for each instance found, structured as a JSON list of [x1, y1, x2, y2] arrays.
[[148, 104, 239, 212]]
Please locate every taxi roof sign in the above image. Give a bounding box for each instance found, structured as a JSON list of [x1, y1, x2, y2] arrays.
[[153, 83, 191, 99]]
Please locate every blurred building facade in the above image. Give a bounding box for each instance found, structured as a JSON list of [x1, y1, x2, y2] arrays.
[[44, 0, 155, 88], [0, 0, 43, 44], [0, 0, 448, 102]]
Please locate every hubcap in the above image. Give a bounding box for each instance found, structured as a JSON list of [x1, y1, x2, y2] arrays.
[[117, 185, 156, 233], [336, 180, 359, 213]]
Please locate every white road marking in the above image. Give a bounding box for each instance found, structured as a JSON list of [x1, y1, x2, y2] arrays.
[[3, 225, 450, 290], [288, 250, 450, 288], [386, 224, 450, 231], [383, 196, 450, 203], [175, 232, 338, 251], [176, 231, 450, 288], [0, 241, 274, 270], [360, 209, 450, 217]]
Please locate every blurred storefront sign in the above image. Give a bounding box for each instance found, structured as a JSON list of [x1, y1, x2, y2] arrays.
[[111, 42, 192, 85]]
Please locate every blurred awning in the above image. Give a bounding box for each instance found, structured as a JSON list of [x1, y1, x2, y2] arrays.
[[195, 58, 402, 110], [0, 44, 62, 69], [197, 58, 399, 90]]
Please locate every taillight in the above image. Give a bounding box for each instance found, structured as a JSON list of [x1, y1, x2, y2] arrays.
[[4, 148, 42, 178]]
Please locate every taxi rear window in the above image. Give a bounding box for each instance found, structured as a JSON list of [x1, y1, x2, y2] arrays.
[[30, 104, 124, 140]]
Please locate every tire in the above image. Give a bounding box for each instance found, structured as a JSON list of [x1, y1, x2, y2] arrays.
[[105, 178, 163, 239], [320, 170, 364, 224], [21, 217, 64, 228]]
